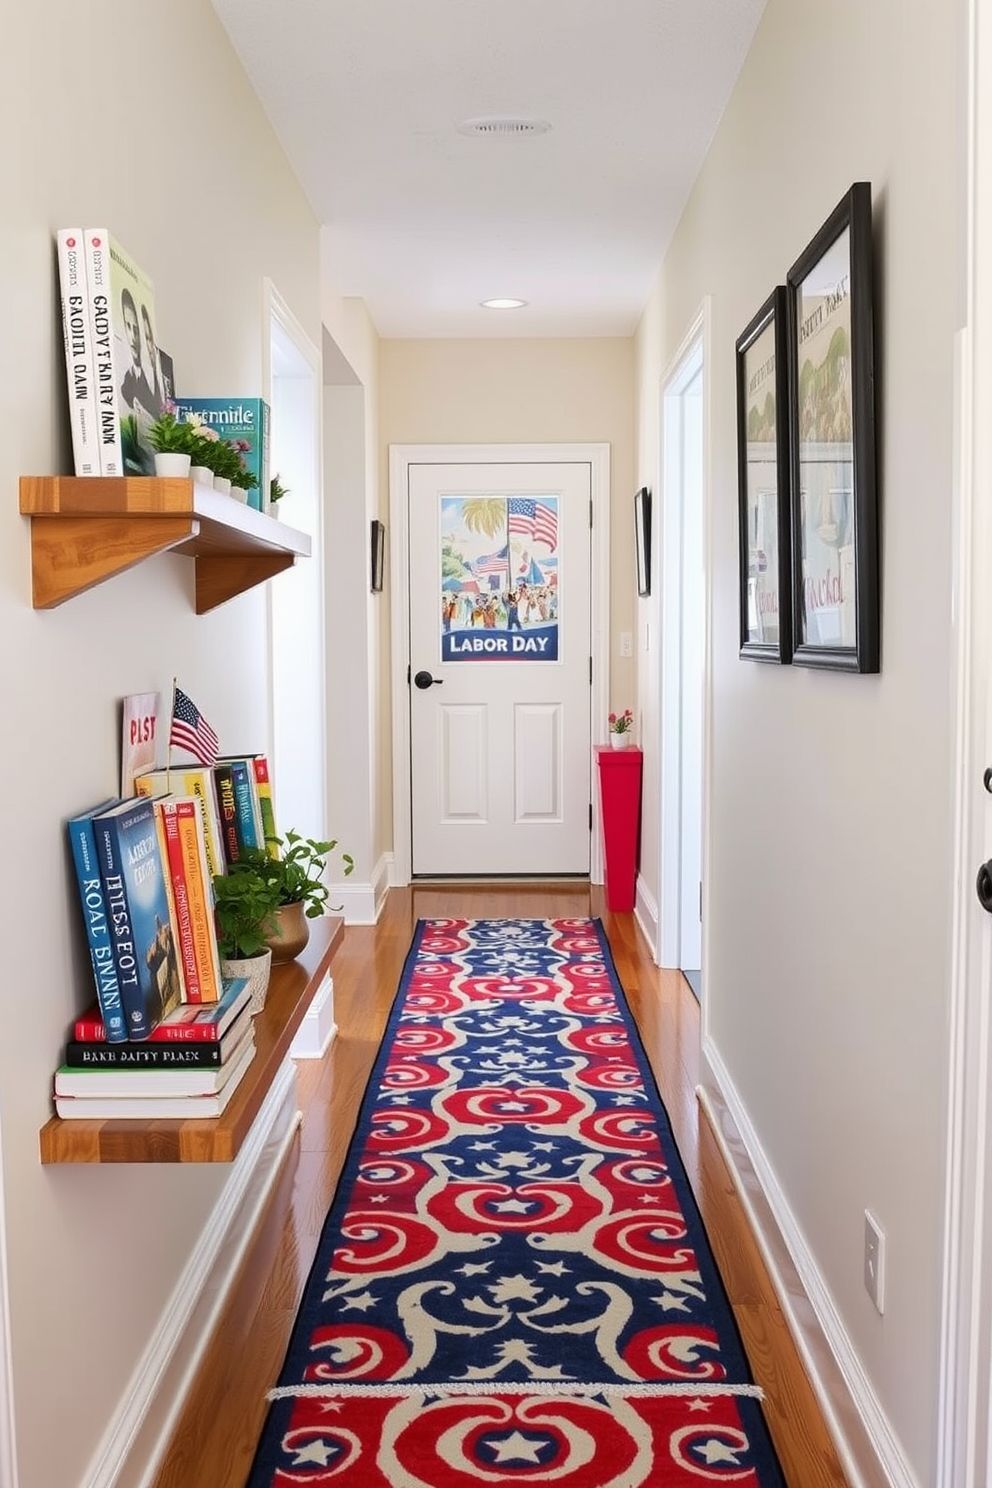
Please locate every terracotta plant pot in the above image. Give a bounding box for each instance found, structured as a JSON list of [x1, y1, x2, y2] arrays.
[[264, 900, 311, 963]]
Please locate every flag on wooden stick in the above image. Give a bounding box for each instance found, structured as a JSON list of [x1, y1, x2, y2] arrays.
[[169, 685, 219, 767]]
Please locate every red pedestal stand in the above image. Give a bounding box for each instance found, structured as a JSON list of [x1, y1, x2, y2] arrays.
[[595, 744, 643, 912]]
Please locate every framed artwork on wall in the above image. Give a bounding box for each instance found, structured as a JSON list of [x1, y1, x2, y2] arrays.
[[370, 519, 386, 592], [735, 286, 792, 663], [786, 181, 879, 672], [634, 486, 651, 597]]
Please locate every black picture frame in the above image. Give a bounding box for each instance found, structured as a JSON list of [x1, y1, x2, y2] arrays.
[[370, 519, 385, 592], [736, 286, 793, 663], [786, 181, 878, 672], [634, 487, 651, 597]]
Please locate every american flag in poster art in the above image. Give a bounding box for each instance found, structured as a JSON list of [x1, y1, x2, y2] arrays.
[[507, 496, 558, 551], [169, 687, 219, 767], [473, 546, 509, 576]]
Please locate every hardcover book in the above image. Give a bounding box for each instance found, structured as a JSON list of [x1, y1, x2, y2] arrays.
[[92, 796, 183, 1040], [134, 767, 225, 881], [72, 975, 250, 1044], [160, 796, 223, 1003], [214, 757, 264, 854], [66, 800, 128, 1043], [53, 1036, 256, 1118], [64, 1005, 250, 1069], [56, 229, 99, 476], [55, 1019, 253, 1097], [171, 397, 270, 511], [83, 229, 165, 476], [156, 800, 200, 1003], [251, 754, 280, 856]]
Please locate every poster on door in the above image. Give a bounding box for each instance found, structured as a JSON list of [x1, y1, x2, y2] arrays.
[[439, 494, 559, 661]]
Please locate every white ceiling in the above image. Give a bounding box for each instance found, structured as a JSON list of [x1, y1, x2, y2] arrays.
[[210, 0, 766, 339]]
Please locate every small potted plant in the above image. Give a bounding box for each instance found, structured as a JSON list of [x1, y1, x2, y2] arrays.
[[205, 438, 244, 496], [608, 708, 635, 749], [182, 412, 222, 487], [229, 440, 260, 504], [211, 864, 282, 1014], [147, 409, 201, 477], [268, 473, 290, 517]]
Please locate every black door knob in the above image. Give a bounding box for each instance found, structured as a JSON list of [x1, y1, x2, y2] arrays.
[[414, 670, 442, 690], [977, 861, 992, 914]]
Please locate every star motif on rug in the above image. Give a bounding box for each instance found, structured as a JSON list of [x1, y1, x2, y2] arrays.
[[485, 1430, 549, 1464], [489, 1274, 543, 1302], [537, 1260, 571, 1276], [456, 1261, 493, 1276], [341, 1290, 378, 1312], [687, 1398, 713, 1412], [492, 1197, 536, 1213], [697, 1438, 744, 1465], [653, 1290, 691, 1312], [291, 1439, 337, 1466]]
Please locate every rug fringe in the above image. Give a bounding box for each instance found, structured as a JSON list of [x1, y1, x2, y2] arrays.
[[266, 1380, 766, 1403]]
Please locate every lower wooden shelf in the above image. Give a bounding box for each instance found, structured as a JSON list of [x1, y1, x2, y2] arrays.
[[39, 917, 344, 1165]]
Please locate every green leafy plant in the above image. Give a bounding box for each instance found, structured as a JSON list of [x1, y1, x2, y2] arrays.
[[206, 438, 246, 484], [229, 438, 260, 492], [609, 708, 634, 735], [264, 830, 354, 916], [211, 864, 282, 960], [147, 410, 202, 457], [270, 473, 290, 503]]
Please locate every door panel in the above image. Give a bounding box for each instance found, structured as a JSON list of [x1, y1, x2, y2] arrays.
[[409, 461, 591, 875]]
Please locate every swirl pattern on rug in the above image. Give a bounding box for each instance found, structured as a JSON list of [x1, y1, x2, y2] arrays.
[[247, 918, 786, 1486]]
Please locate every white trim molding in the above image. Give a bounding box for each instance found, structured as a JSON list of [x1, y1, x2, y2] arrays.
[[699, 1042, 914, 1488]]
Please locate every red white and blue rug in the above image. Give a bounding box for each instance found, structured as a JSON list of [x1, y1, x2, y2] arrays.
[[247, 918, 786, 1486]]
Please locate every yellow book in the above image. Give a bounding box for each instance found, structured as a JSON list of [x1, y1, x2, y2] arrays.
[[135, 768, 225, 882], [174, 796, 223, 1004]]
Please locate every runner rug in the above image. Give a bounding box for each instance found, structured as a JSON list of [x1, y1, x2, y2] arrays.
[[247, 918, 786, 1487]]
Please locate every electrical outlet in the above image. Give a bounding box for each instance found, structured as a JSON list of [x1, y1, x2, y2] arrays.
[[620, 631, 633, 657], [864, 1210, 885, 1314]]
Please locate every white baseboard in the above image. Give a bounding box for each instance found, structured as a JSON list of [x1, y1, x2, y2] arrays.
[[290, 973, 337, 1059], [333, 853, 390, 924], [82, 1060, 302, 1488], [633, 875, 659, 962], [699, 1038, 914, 1488]]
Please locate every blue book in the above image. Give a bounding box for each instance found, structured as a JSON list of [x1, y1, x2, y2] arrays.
[[92, 797, 182, 1041], [67, 799, 129, 1044], [170, 396, 270, 511]]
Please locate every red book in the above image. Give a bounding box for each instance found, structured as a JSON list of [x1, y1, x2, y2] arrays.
[[73, 976, 250, 1043]]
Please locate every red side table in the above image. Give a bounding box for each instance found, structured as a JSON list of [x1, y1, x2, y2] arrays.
[[595, 744, 643, 912]]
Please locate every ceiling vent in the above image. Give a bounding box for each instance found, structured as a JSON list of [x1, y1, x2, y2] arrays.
[[456, 116, 551, 138]]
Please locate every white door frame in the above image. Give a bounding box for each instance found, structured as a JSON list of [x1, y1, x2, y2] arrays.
[[389, 442, 611, 886], [657, 304, 711, 970], [936, 0, 992, 1478]]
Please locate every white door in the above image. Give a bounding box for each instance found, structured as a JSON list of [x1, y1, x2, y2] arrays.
[[407, 460, 592, 875]]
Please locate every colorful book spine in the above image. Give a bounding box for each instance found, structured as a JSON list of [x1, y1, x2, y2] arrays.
[[82, 229, 123, 476], [93, 797, 179, 1040], [251, 755, 280, 857], [213, 763, 242, 866], [56, 230, 100, 477], [171, 398, 270, 511], [228, 759, 262, 852], [66, 802, 128, 1043], [53, 1038, 256, 1117], [157, 801, 201, 1003], [174, 797, 223, 1003], [134, 768, 225, 882], [55, 1023, 253, 1096], [72, 976, 250, 1044], [64, 1014, 249, 1069]]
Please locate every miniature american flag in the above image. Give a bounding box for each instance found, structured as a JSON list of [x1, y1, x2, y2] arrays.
[[170, 686, 219, 767]]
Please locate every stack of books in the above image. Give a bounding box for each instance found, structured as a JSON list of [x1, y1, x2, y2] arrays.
[[54, 977, 254, 1120]]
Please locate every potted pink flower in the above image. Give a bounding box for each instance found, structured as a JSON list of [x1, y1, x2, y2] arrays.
[[608, 708, 634, 748]]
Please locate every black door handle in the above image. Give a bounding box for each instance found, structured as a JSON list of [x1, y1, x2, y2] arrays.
[[414, 670, 443, 690], [977, 861, 992, 913]]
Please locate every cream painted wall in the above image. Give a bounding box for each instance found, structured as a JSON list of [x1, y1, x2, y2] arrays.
[[380, 338, 637, 730], [2, 5, 319, 1485], [635, 0, 957, 1480]]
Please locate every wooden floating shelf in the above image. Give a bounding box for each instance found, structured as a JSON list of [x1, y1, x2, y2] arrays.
[[39, 917, 344, 1165], [19, 475, 311, 613]]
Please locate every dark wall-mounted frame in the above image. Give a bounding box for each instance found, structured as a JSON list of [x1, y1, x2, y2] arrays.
[[786, 181, 878, 672], [634, 487, 651, 596], [370, 518, 386, 592], [736, 286, 793, 663]]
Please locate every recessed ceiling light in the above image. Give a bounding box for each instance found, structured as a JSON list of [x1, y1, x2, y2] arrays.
[[481, 298, 528, 310], [457, 116, 551, 138]]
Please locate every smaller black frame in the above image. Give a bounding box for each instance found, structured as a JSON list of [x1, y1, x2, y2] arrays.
[[735, 286, 793, 663], [786, 181, 878, 672], [634, 487, 651, 597], [370, 519, 385, 592]]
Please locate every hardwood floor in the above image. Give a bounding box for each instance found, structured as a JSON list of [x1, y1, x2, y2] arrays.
[[150, 884, 852, 1488]]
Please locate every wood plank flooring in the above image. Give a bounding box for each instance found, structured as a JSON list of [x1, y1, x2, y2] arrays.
[[150, 884, 852, 1488]]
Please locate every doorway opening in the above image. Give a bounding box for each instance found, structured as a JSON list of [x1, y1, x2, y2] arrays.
[[658, 319, 706, 998]]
